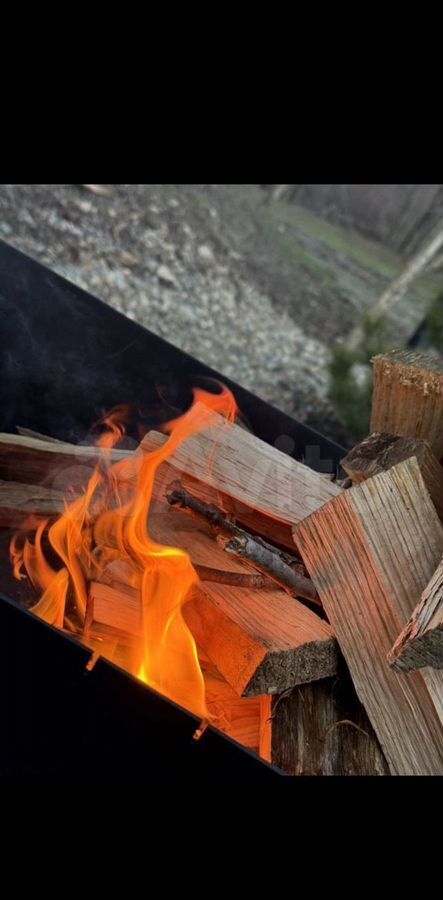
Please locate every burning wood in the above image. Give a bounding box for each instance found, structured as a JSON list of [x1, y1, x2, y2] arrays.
[[87, 505, 338, 697], [141, 410, 342, 550], [0, 479, 65, 528], [201, 655, 271, 753], [87, 571, 338, 697], [9, 345, 443, 775], [166, 482, 320, 605], [0, 431, 131, 489]]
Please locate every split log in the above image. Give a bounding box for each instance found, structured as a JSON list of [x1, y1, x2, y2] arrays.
[[0, 419, 341, 553], [184, 586, 336, 697], [389, 556, 443, 672], [294, 458, 443, 775], [86, 581, 142, 635], [371, 350, 443, 459], [84, 605, 271, 759], [262, 670, 389, 776], [0, 479, 66, 528], [88, 507, 339, 697], [148, 511, 337, 697], [0, 432, 131, 491], [141, 408, 342, 551], [341, 432, 443, 519], [201, 655, 271, 754]]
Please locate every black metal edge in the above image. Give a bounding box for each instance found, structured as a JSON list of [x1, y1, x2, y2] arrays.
[[0, 593, 282, 776], [0, 238, 347, 466]]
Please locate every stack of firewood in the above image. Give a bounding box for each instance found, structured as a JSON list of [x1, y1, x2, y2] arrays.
[[3, 348, 443, 775]]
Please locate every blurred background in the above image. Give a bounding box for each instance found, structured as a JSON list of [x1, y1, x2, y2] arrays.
[[1, 183, 442, 448]]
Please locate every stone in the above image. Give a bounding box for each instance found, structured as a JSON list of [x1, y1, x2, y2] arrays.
[[156, 264, 177, 287], [197, 244, 215, 263]]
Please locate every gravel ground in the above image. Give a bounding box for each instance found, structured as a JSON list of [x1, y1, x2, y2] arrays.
[[10, 184, 438, 446], [0, 184, 336, 432]]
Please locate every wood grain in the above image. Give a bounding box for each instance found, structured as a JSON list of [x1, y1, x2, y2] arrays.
[[141, 407, 342, 551], [268, 672, 389, 776], [0, 432, 131, 491], [89, 505, 339, 697], [202, 656, 265, 753], [294, 458, 443, 775], [0, 479, 66, 527], [341, 432, 443, 520], [371, 350, 443, 459], [389, 555, 443, 671]]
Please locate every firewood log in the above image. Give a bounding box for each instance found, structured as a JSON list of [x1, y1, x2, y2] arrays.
[[140, 406, 342, 551], [0, 432, 130, 491], [0, 479, 65, 528], [294, 458, 443, 775], [371, 350, 443, 459], [201, 655, 270, 754], [262, 673, 389, 776], [16, 427, 64, 443], [88, 507, 339, 697], [0, 418, 341, 553], [341, 432, 443, 519]]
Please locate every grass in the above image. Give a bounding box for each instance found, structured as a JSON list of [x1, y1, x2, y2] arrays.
[[267, 200, 441, 306], [423, 292, 443, 350], [328, 315, 396, 442], [270, 201, 402, 279]]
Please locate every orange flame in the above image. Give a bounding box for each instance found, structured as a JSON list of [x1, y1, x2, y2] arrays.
[[10, 386, 237, 719]]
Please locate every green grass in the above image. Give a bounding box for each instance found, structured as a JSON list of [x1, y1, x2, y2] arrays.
[[267, 200, 441, 306], [328, 315, 397, 442], [269, 201, 401, 278], [266, 217, 338, 284], [424, 292, 443, 350], [328, 348, 372, 440]]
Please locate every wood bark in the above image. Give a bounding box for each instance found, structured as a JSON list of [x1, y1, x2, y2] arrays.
[[0, 479, 66, 527], [341, 431, 443, 519], [167, 483, 319, 604], [264, 669, 389, 776]]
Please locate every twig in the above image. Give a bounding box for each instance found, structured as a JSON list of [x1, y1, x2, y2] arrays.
[[223, 534, 320, 605], [166, 482, 321, 607], [193, 563, 274, 589]]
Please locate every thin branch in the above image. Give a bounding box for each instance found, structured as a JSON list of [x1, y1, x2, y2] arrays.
[[167, 482, 321, 607], [194, 563, 274, 590], [223, 534, 320, 605]]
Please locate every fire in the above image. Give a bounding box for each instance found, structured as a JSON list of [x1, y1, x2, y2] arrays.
[[10, 386, 238, 718]]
